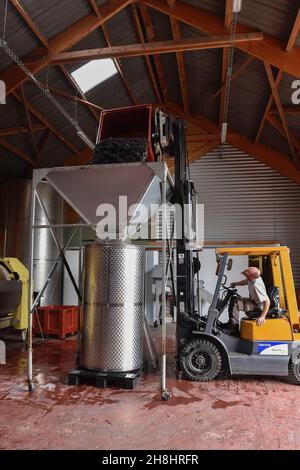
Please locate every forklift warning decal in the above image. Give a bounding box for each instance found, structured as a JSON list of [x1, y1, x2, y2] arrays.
[[258, 342, 289, 355]]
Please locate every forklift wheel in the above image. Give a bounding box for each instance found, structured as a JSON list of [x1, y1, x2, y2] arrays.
[[289, 353, 300, 385], [180, 339, 222, 382]]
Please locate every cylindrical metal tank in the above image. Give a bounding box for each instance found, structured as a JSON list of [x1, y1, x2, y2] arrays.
[[0, 180, 64, 305], [81, 242, 145, 372]]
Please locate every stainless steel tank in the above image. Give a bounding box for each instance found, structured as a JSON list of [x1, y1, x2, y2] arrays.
[[0, 180, 64, 305], [80, 242, 145, 372]]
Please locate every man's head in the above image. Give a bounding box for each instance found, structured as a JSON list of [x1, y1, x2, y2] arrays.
[[241, 266, 261, 281]]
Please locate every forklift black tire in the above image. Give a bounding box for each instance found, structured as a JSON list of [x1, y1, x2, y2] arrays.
[[288, 355, 300, 385], [180, 339, 222, 382]]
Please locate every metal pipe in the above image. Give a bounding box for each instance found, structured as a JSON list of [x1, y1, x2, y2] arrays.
[[196, 253, 201, 317], [3, 185, 8, 258], [33, 223, 96, 229], [160, 164, 170, 400], [77, 226, 83, 364], [144, 318, 158, 369], [27, 188, 36, 392]]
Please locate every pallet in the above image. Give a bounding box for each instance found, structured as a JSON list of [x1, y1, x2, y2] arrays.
[[68, 366, 145, 390]]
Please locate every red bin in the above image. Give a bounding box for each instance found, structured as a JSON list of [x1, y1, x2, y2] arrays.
[[33, 305, 79, 339], [96, 104, 156, 162]]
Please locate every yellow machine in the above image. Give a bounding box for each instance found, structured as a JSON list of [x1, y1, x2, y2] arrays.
[[179, 246, 300, 384], [0, 258, 29, 341]]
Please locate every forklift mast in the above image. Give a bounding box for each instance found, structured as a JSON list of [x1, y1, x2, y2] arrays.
[[173, 118, 197, 358]]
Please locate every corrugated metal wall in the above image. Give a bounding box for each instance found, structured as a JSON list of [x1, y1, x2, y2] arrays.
[[190, 144, 300, 287]]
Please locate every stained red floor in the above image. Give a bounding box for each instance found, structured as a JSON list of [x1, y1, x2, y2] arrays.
[[0, 328, 300, 450]]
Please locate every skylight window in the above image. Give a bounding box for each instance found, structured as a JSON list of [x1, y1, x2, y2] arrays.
[[71, 59, 118, 93]]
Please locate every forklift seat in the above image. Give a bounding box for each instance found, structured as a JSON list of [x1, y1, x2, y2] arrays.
[[246, 286, 286, 320]]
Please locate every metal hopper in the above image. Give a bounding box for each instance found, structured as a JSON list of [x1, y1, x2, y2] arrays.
[[44, 162, 173, 239]]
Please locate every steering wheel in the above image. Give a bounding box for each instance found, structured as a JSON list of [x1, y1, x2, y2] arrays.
[[220, 284, 242, 298]]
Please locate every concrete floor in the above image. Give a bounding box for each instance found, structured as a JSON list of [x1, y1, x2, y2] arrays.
[[1, 327, 300, 450]]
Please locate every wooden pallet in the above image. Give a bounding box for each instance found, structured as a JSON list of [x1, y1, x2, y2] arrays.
[[68, 366, 145, 390]]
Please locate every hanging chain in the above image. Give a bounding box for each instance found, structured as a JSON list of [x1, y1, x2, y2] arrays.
[[222, 11, 238, 126], [0, 39, 95, 148]]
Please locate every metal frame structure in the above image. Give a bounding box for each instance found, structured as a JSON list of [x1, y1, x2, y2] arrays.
[[27, 162, 173, 399]]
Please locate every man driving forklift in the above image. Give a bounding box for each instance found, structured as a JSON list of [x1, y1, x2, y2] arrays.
[[222, 266, 271, 334]]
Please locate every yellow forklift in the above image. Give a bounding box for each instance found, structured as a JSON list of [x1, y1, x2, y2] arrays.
[[0, 258, 29, 341], [178, 246, 300, 385]]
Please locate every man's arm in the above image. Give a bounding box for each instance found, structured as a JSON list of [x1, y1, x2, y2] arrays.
[[256, 298, 271, 327], [230, 279, 248, 287]]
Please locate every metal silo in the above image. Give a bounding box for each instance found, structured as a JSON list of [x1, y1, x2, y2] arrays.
[[0, 180, 64, 305]]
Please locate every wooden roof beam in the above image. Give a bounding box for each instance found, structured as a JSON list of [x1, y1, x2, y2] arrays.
[[9, 0, 101, 124], [42, 83, 104, 112], [9, 0, 49, 49], [141, 0, 300, 78], [167, 140, 219, 173], [88, 0, 137, 104], [166, 1, 176, 6], [266, 114, 300, 155], [20, 84, 40, 162], [210, 55, 253, 103], [255, 70, 283, 145], [138, 3, 170, 102], [58, 65, 100, 122], [264, 62, 297, 162], [12, 91, 81, 156], [38, 129, 51, 154], [1, 0, 132, 95], [286, 8, 300, 52], [164, 101, 300, 185], [269, 105, 300, 115], [131, 3, 162, 103], [0, 137, 36, 166], [28, 33, 263, 65], [224, 0, 233, 29], [170, 17, 189, 112], [0, 124, 46, 136]]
